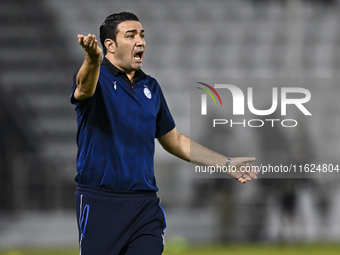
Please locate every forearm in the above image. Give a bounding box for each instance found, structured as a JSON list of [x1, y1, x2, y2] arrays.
[[175, 138, 256, 183], [159, 129, 190, 161], [75, 53, 101, 100], [159, 129, 227, 166], [74, 34, 102, 100], [190, 139, 228, 167], [159, 128, 257, 182]]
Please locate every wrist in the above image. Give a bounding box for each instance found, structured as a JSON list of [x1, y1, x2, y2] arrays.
[[225, 157, 231, 167], [85, 49, 102, 60], [85, 53, 102, 66]]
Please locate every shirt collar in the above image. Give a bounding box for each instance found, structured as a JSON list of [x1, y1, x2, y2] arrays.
[[102, 57, 146, 83]]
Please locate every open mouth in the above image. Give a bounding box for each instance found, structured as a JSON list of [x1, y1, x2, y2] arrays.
[[134, 50, 143, 60]]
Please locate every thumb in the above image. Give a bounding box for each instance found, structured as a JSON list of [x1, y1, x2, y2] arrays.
[[242, 157, 256, 163]]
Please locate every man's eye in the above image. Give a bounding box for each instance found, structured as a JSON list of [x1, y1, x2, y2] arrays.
[[141, 34, 145, 39], [127, 34, 134, 38]]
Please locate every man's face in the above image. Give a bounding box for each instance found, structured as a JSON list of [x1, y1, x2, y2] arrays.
[[113, 20, 146, 72]]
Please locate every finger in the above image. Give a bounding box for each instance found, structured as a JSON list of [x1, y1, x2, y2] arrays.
[[83, 34, 92, 46], [252, 165, 258, 174], [247, 171, 257, 179], [89, 34, 96, 42], [242, 173, 252, 180], [244, 163, 258, 174], [89, 38, 94, 48], [90, 34, 97, 46], [93, 40, 98, 50], [78, 35, 84, 45], [243, 157, 256, 163], [237, 177, 247, 183], [241, 166, 257, 180], [252, 167, 258, 177], [84, 38, 91, 47]]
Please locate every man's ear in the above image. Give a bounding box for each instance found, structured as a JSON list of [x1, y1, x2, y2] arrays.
[[104, 38, 116, 54]]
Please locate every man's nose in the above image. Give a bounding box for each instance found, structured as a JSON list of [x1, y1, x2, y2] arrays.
[[136, 36, 145, 46]]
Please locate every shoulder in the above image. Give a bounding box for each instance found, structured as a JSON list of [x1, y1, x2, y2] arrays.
[[98, 64, 117, 85], [140, 73, 161, 89], [99, 63, 112, 76], [145, 74, 159, 85], [141, 75, 165, 98]]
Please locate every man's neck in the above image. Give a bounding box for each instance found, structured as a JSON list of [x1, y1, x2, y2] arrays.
[[125, 71, 135, 82], [105, 54, 135, 82]]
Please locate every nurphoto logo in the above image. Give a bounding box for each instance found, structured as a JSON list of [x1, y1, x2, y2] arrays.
[[196, 82, 312, 128]]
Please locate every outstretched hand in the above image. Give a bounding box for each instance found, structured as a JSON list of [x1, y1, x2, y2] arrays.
[[78, 34, 102, 57], [228, 157, 258, 183]]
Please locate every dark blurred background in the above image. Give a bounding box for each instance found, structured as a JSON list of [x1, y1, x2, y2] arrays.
[[1, 0, 340, 248]]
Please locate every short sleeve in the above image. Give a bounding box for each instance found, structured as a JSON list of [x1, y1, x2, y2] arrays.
[[70, 69, 80, 105], [155, 87, 176, 138]]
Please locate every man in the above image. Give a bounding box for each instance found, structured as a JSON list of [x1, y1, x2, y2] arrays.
[[71, 12, 257, 255]]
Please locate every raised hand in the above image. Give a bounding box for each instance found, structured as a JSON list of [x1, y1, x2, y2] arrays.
[[78, 34, 102, 57], [74, 34, 102, 101]]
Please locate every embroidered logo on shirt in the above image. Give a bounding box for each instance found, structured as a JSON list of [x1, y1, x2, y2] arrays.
[[144, 87, 152, 99], [113, 81, 117, 90]]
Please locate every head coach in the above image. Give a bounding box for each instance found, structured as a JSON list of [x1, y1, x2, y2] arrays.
[[70, 11, 257, 255]]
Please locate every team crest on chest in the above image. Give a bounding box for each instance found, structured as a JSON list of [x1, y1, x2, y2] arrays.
[[143, 86, 152, 99]]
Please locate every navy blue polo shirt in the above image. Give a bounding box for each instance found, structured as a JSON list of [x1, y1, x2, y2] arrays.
[[71, 57, 175, 192]]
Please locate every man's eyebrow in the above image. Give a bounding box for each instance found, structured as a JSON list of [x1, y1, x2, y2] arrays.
[[125, 29, 145, 34]]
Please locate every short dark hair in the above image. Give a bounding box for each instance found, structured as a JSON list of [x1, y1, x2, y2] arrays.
[[100, 12, 139, 55]]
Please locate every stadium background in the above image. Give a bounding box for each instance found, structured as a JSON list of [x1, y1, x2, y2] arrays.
[[1, 0, 340, 253]]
